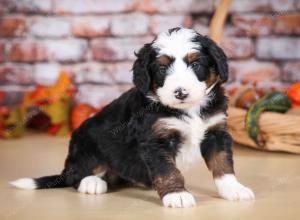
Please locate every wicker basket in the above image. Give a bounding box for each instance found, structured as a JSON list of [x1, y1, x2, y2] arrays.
[[228, 107, 300, 154], [209, 1, 300, 154]]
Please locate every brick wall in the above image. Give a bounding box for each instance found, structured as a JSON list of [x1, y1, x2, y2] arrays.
[[0, 0, 299, 107]]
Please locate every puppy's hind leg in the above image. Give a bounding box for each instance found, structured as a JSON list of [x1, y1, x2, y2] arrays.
[[77, 175, 108, 195], [65, 166, 108, 195], [63, 152, 109, 195]]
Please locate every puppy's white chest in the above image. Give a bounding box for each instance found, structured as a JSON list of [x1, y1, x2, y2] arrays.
[[158, 112, 226, 170], [175, 113, 206, 170]]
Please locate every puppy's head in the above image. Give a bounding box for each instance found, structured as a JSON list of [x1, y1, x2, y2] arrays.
[[133, 28, 228, 109]]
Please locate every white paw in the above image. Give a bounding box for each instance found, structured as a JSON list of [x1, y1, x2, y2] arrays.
[[215, 174, 255, 201], [78, 176, 107, 195], [162, 191, 196, 208]]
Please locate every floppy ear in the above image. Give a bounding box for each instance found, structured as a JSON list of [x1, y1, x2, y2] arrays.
[[132, 43, 155, 94], [202, 36, 228, 83]]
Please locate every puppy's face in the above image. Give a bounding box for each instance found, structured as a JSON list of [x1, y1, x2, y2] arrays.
[[133, 28, 228, 110]]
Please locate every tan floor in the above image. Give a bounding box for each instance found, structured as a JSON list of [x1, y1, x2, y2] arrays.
[[0, 133, 300, 220]]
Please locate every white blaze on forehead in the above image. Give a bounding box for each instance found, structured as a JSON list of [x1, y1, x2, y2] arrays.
[[153, 28, 200, 57]]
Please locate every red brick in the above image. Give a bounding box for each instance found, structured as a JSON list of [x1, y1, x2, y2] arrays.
[[112, 62, 133, 84], [0, 0, 9, 15], [193, 23, 209, 36], [67, 62, 133, 85], [215, 0, 271, 13], [118, 84, 133, 93], [9, 41, 47, 62], [44, 39, 88, 62], [220, 37, 254, 59], [150, 15, 192, 35], [274, 14, 300, 34], [256, 37, 300, 60], [0, 43, 5, 62], [270, 0, 295, 11], [282, 62, 300, 82], [54, 0, 135, 14], [189, 0, 214, 13], [0, 17, 26, 37], [229, 59, 280, 83], [75, 85, 121, 107], [33, 63, 61, 86], [0, 64, 34, 85], [232, 14, 274, 36], [72, 17, 110, 38], [0, 86, 32, 96], [222, 24, 239, 36], [192, 16, 210, 35], [66, 62, 114, 84], [136, 0, 213, 13], [30, 17, 71, 38], [111, 13, 149, 36], [8, 0, 52, 14], [91, 37, 151, 61], [9, 39, 88, 63], [193, 16, 209, 26]]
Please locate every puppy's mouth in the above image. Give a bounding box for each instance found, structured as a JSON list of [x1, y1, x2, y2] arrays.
[[153, 91, 205, 109], [169, 99, 202, 109]]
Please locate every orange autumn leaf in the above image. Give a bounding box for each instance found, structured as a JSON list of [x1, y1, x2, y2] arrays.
[[29, 85, 47, 101], [23, 71, 73, 108], [71, 104, 99, 130], [48, 71, 72, 98]]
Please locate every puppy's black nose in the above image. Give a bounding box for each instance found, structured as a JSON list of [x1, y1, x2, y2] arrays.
[[174, 87, 189, 100]]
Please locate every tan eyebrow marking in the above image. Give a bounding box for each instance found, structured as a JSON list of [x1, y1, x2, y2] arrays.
[[157, 55, 172, 66], [186, 52, 201, 63]]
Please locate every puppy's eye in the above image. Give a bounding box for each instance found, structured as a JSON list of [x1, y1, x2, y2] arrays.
[[159, 66, 167, 74], [191, 61, 201, 71]]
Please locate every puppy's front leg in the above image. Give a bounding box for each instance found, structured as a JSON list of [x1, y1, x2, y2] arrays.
[[154, 167, 196, 208], [200, 129, 255, 201], [141, 149, 196, 208]]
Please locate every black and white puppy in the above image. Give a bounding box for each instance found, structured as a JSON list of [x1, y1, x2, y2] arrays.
[[11, 28, 254, 208]]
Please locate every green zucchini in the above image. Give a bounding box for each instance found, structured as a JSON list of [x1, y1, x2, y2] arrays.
[[245, 92, 291, 147]]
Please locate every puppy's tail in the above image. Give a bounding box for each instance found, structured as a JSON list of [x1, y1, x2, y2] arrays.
[[10, 175, 68, 190]]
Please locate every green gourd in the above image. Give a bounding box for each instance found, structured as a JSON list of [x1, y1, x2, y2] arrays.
[[245, 92, 291, 147]]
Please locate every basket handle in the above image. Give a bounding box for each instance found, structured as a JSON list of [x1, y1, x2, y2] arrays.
[[209, 0, 232, 45]]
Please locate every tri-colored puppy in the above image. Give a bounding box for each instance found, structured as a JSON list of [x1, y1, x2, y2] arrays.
[[11, 28, 254, 208]]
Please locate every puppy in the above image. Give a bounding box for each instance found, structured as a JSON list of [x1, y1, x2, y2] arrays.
[[11, 28, 254, 208]]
